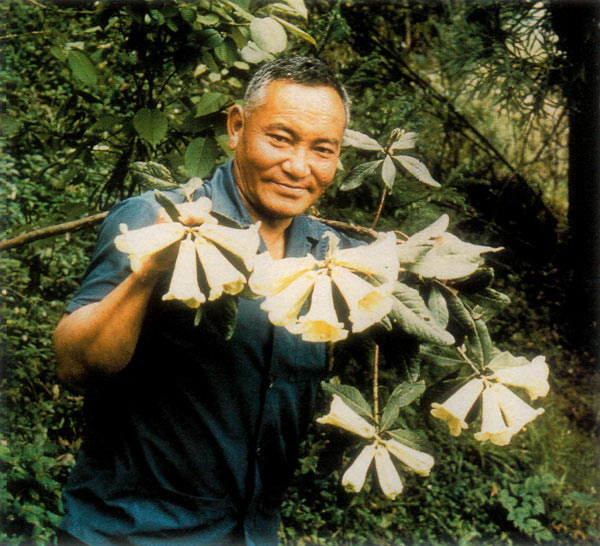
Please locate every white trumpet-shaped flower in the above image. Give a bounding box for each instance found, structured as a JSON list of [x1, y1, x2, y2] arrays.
[[341, 443, 377, 493], [430, 378, 485, 436], [260, 271, 317, 327], [474, 385, 514, 446], [115, 222, 186, 272], [330, 232, 399, 284], [293, 273, 348, 342], [249, 253, 317, 296], [330, 266, 393, 333], [316, 395, 376, 439], [374, 445, 403, 499], [162, 237, 205, 309], [383, 439, 434, 477], [194, 238, 246, 300], [492, 383, 545, 433], [197, 222, 260, 270], [489, 355, 550, 400]]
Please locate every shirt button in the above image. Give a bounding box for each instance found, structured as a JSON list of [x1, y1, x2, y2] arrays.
[[256, 447, 262, 456]]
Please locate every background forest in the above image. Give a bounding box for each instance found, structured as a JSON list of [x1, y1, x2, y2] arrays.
[[1, 0, 598, 544]]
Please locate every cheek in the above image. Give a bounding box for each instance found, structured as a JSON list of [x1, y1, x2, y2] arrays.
[[313, 161, 338, 189]]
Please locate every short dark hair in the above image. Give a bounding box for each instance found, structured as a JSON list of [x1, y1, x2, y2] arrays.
[[243, 55, 351, 122]]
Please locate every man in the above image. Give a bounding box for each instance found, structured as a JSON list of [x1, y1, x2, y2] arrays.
[[53, 55, 354, 546]]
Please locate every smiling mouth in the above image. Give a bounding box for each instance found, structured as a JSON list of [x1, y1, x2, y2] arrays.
[[271, 181, 309, 195]]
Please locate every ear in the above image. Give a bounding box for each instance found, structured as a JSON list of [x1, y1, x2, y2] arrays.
[[227, 105, 244, 151]]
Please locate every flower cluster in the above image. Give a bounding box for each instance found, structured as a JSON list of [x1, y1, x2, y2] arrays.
[[114, 197, 260, 309], [431, 355, 549, 445], [317, 395, 434, 499], [248, 232, 399, 342]]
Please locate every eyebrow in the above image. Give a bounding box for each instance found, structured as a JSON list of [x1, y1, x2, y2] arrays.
[[264, 123, 340, 147]]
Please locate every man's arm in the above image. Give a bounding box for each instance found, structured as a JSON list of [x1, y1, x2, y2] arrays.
[[53, 201, 210, 388]]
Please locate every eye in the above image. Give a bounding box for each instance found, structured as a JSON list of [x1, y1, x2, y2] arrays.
[[315, 146, 336, 156], [269, 134, 290, 144]]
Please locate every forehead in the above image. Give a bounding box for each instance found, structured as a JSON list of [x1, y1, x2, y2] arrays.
[[248, 81, 347, 133]]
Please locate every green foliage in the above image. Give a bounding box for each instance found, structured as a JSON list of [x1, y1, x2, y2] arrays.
[[1, 0, 597, 544]]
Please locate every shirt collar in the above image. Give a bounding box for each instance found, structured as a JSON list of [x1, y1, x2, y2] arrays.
[[199, 160, 325, 258]]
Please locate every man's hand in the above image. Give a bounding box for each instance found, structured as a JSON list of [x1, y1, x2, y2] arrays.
[[156, 200, 212, 226], [143, 200, 211, 276]]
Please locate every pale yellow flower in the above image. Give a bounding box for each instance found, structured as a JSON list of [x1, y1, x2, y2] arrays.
[[197, 222, 260, 270], [474, 385, 514, 446], [341, 443, 377, 493], [249, 252, 317, 296], [195, 238, 246, 301], [316, 395, 376, 439], [489, 355, 550, 400], [162, 238, 205, 309], [374, 445, 403, 499], [330, 266, 393, 333], [492, 382, 545, 433], [115, 222, 186, 272], [330, 232, 399, 284], [260, 271, 317, 327], [293, 273, 348, 342], [430, 378, 485, 436], [383, 439, 434, 477]]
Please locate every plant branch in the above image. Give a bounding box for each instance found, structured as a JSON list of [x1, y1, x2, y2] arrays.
[[371, 182, 387, 229], [372, 344, 380, 425], [0, 212, 108, 252]]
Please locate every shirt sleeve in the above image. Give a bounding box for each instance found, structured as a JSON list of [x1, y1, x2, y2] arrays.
[[65, 196, 161, 314]]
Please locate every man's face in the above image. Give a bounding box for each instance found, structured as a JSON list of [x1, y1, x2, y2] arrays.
[[228, 81, 346, 222]]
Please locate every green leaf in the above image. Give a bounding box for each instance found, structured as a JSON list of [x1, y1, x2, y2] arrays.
[[379, 381, 425, 432], [467, 288, 511, 320], [271, 15, 315, 46], [342, 129, 383, 151], [194, 306, 202, 327], [339, 160, 381, 191], [250, 17, 288, 53], [195, 92, 231, 117], [198, 28, 225, 49], [209, 210, 244, 229], [50, 45, 67, 62], [67, 50, 98, 86], [393, 154, 440, 187], [214, 39, 239, 66], [390, 283, 455, 345], [321, 380, 373, 420], [153, 190, 181, 222], [428, 284, 449, 328], [184, 137, 219, 178], [203, 295, 238, 339], [381, 154, 397, 189], [133, 108, 168, 147], [240, 41, 269, 64], [444, 290, 476, 334], [131, 161, 177, 190], [385, 428, 426, 451], [474, 318, 493, 365]]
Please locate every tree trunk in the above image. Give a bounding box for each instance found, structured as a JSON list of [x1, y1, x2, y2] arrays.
[[550, 0, 600, 356]]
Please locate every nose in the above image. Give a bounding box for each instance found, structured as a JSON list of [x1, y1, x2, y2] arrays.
[[282, 147, 310, 179]]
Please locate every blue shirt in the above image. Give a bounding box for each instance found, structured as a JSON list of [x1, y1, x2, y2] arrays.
[[60, 161, 359, 546]]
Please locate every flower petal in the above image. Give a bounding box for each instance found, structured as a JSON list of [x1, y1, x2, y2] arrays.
[[331, 232, 399, 284], [249, 252, 317, 296], [162, 238, 205, 309], [316, 395, 376, 439], [260, 271, 316, 327], [195, 238, 246, 301], [115, 222, 186, 272], [341, 443, 377, 493], [430, 378, 485, 436], [197, 222, 260, 270], [294, 273, 348, 342], [492, 383, 545, 434], [474, 385, 514, 446], [383, 439, 434, 476], [374, 445, 403, 499], [330, 266, 393, 332], [490, 355, 550, 400]]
